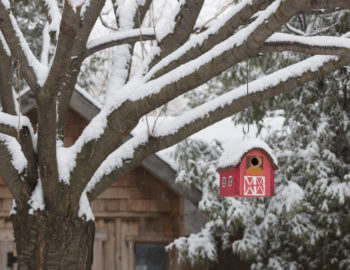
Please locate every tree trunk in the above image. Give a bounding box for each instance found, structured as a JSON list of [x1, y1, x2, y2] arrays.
[[11, 209, 95, 270]]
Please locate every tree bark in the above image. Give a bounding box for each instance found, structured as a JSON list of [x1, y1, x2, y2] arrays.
[[11, 209, 95, 270]]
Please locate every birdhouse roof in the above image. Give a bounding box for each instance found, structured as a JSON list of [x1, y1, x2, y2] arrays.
[[217, 138, 278, 170]]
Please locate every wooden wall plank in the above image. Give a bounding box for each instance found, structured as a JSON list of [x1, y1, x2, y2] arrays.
[[92, 241, 103, 270], [98, 187, 143, 199], [115, 218, 122, 270], [104, 221, 116, 270], [0, 188, 12, 199], [104, 200, 128, 212], [128, 200, 171, 212]]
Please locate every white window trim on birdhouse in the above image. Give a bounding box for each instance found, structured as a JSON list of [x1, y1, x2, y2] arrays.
[[228, 176, 232, 186], [222, 177, 226, 187]]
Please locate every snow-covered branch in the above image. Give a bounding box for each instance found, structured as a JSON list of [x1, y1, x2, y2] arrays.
[[0, 1, 48, 88], [0, 112, 37, 190], [42, 0, 61, 33], [0, 135, 26, 201], [65, 0, 307, 195], [84, 28, 155, 58], [0, 31, 10, 56], [87, 54, 349, 200], [149, 0, 204, 68], [147, 0, 272, 79], [0, 112, 33, 138], [263, 33, 350, 56]]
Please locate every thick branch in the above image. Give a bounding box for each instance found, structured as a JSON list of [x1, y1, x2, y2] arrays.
[[0, 114, 37, 189], [88, 55, 350, 200], [41, 0, 61, 34], [150, 0, 273, 79], [110, 0, 153, 87], [149, 0, 204, 68], [39, 2, 83, 100], [0, 35, 16, 115], [0, 136, 27, 202], [262, 33, 350, 56], [0, 2, 46, 90], [311, 0, 350, 10], [54, 0, 107, 140]]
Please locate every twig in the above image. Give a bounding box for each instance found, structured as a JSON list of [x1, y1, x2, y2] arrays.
[[199, 0, 235, 32], [99, 14, 118, 31], [151, 104, 167, 134], [16, 60, 21, 142], [137, 1, 145, 60], [150, 1, 159, 43]]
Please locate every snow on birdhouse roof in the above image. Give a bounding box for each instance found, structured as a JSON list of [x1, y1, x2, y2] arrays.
[[217, 138, 278, 170]]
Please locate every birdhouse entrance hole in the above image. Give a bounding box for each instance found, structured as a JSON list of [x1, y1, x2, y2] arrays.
[[251, 157, 259, 166]]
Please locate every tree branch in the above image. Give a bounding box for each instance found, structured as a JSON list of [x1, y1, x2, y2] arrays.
[[83, 29, 155, 59], [262, 33, 350, 56], [0, 135, 27, 202], [32, 0, 106, 211], [0, 2, 47, 90], [54, 0, 107, 140], [0, 33, 16, 115], [149, 0, 274, 79], [0, 39, 38, 191], [0, 112, 38, 191], [69, 0, 308, 197], [149, 0, 204, 68], [311, 0, 350, 10], [41, 0, 61, 34], [106, 0, 153, 91], [88, 55, 350, 200]]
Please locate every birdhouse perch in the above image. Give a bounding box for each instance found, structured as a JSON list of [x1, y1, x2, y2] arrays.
[[218, 139, 278, 198]]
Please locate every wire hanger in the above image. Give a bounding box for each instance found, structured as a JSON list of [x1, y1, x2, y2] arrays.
[[242, 43, 250, 136]]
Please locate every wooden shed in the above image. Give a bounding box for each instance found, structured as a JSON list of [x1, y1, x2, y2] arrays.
[[0, 88, 207, 270]]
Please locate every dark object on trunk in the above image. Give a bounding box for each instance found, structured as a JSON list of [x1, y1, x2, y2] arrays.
[[7, 252, 17, 267]]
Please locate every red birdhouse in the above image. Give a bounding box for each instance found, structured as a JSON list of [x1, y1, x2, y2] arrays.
[[218, 139, 278, 197]]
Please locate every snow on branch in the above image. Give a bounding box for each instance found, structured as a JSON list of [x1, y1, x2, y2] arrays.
[[166, 221, 217, 264], [66, 0, 88, 13], [86, 55, 347, 199], [145, 0, 259, 80], [69, 0, 307, 194], [263, 33, 350, 56], [85, 132, 148, 193], [152, 55, 342, 138], [103, 0, 286, 111], [0, 112, 32, 131], [84, 28, 155, 58], [43, 0, 61, 33], [0, 1, 48, 87], [0, 139, 25, 201], [0, 134, 27, 174], [0, 112, 34, 139], [0, 31, 10, 56]]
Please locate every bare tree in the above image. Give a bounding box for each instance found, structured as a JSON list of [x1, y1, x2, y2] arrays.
[[0, 0, 350, 268]]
